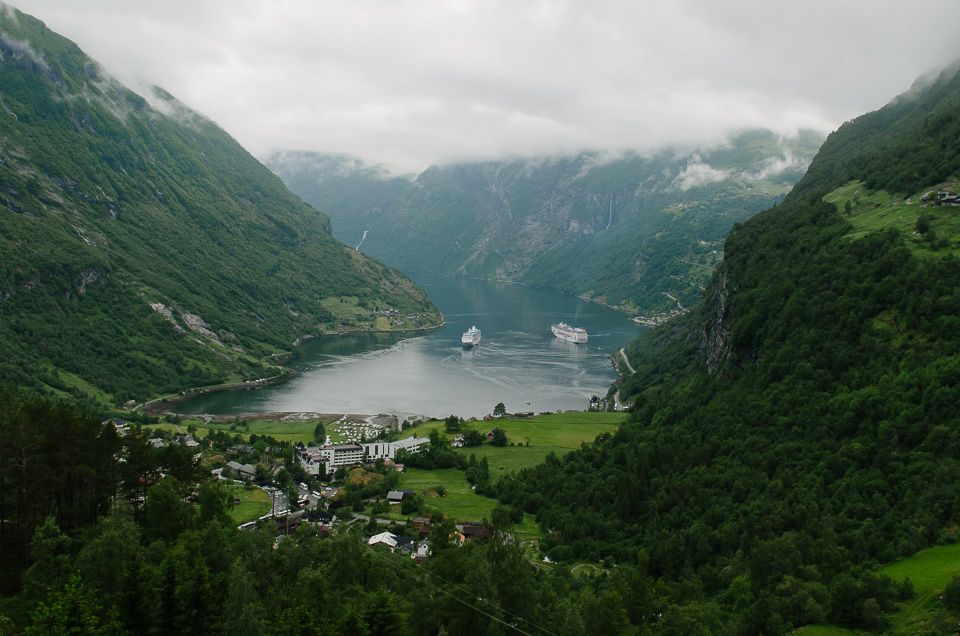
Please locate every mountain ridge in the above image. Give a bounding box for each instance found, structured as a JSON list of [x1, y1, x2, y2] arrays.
[[266, 130, 823, 318], [0, 7, 441, 405]]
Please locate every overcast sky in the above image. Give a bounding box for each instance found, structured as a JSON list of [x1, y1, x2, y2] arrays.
[[7, 1, 960, 174]]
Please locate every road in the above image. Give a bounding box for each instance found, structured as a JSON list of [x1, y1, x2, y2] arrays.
[[619, 348, 636, 374]]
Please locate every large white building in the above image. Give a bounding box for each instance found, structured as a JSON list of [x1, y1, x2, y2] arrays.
[[362, 436, 428, 461], [296, 436, 428, 477], [296, 443, 363, 476]]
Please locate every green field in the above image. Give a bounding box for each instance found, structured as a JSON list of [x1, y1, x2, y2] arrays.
[[793, 543, 960, 635], [148, 416, 366, 445], [227, 484, 272, 524], [881, 542, 960, 593], [399, 412, 625, 476], [403, 412, 625, 458], [878, 542, 960, 633], [148, 418, 325, 445], [376, 412, 626, 527], [825, 180, 960, 257], [793, 626, 855, 636], [205, 419, 324, 444], [460, 445, 567, 475], [394, 468, 493, 522], [389, 468, 539, 536]]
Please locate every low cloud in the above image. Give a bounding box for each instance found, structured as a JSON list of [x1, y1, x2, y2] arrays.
[[8, 0, 960, 174], [741, 150, 807, 181], [673, 158, 732, 192]]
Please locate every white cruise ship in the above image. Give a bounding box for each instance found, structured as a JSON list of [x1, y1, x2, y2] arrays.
[[461, 325, 481, 347], [551, 322, 588, 344]]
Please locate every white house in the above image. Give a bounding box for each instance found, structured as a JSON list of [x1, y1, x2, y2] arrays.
[[368, 531, 398, 548]]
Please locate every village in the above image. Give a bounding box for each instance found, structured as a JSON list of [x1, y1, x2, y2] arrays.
[[111, 408, 564, 566]]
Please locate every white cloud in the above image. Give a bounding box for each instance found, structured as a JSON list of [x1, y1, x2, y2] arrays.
[[6, 0, 960, 174], [673, 158, 732, 191], [741, 149, 806, 182]]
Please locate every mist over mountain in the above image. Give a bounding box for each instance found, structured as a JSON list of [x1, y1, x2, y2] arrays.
[[267, 130, 823, 317], [495, 59, 960, 634], [6, 3, 960, 635], [0, 8, 440, 404]]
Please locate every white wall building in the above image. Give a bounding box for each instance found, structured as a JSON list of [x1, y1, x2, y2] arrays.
[[297, 437, 427, 477], [362, 436, 428, 461]]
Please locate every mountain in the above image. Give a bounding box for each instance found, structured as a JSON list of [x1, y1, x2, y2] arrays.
[[266, 130, 823, 319], [496, 65, 960, 632], [0, 8, 441, 405]]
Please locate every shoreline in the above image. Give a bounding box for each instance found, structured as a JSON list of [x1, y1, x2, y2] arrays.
[[293, 320, 444, 346], [143, 322, 445, 417]]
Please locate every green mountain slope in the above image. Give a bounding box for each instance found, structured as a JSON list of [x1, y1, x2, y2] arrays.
[[0, 9, 441, 405], [267, 130, 823, 318], [495, 66, 960, 633]]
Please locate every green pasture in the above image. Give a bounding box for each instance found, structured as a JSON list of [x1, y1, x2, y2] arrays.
[[145, 422, 183, 436], [461, 445, 568, 475], [319, 295, 374, 327], [793, 544, 960, 634], [227, 484, 272, 524], [395, 468, 491, 522], [481, 411, 625, 448], [793, 626, 855, 636], [392, 468, 540, 536], [379, 412, 626, 526], [203, 419, 324, 444], [144, 416, 325, 446], [881, 542, 960, 593], [50, 367, 115, 404], [879, 542, 960, 632], [398, 411, 624, 477], [825, 180, 960, 257], [403, 411, 624, 449]]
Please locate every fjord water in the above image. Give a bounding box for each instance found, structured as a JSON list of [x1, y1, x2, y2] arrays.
[[174, 275, 646, 419]]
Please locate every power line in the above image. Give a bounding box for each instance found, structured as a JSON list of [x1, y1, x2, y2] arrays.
[[360, 543, 558, 636]]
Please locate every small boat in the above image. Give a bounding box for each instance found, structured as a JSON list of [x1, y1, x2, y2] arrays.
[[461, 325, 481, 347]]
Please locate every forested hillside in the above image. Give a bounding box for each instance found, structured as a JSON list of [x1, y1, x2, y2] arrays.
[[0, 382, 671, 636], [0, 8, 441, 406], [495, 64, 960, 633], [267, 130, 822, 318]]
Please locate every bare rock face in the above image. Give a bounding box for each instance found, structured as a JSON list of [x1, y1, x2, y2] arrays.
[[698, 268, 731, 373]]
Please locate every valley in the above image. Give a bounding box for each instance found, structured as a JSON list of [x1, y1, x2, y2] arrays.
[[161, 275, 645, 420], [3, 4, 960, 635], [266, 130, 823, 318]]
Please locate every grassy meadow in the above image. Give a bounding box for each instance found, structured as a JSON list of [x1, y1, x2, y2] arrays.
[[148, 417, 326, 445], [389, 467, 541, 537], [794, 543, 960, 634], [824, 180, 960, 257], [370, 411, 628, 527], [879, 542, 960, 633], [227, 484, 272, 524], [402, 411, 626, 464], [394, 468, 491, 522], [793, 627, 855, 636], [880, 542, 960, 593]]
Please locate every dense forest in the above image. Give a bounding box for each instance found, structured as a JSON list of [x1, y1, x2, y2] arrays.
[[494, 64, 960, 633], [0, 8, 441, 407], [0, 385, 735, 636]]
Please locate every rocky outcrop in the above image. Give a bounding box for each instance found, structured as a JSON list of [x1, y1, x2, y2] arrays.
[[698, 267, 731, 373], [74, 268, 105, 294]]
